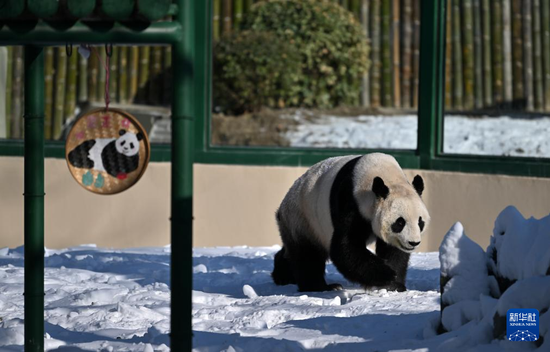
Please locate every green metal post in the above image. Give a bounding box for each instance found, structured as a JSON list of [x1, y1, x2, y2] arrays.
[[171, 0, 196, 349], [417, 0, 446, 169], [24, 45, 45, 352]]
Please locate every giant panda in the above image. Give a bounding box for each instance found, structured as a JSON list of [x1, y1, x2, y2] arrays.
[[272, 153, 430, 292], [68, 129, 143, 179]]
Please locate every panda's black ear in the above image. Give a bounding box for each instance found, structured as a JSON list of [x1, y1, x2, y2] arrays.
[[412, 175, 424, 196], [119, 129, 126, 136], [372, 177, 389, 199], [136, 132, 144, 141]]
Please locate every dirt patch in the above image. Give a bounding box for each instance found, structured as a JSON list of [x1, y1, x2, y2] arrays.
[[211, 106, 395, 147], [212, 108, 298, 147]]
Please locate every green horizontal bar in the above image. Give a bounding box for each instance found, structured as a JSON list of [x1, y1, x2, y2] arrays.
[[0, 140, 64, 158], [430, 155, 550, 178], [195, 148, 421, 168], [1, 139, 550, 177], [0, 21, 183, 45]]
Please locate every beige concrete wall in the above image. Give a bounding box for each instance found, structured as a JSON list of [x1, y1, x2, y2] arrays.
[[1, 157, 550, 251], [0, 157, 171, 249]]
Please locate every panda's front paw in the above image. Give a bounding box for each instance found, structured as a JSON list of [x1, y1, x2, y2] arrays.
[[384, 282, 407, 292]]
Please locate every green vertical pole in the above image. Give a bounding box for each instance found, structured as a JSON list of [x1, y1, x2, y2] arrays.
[[171, 0, 196, 349], [24, 45, 45, 352], [418, 0, 446, 169]]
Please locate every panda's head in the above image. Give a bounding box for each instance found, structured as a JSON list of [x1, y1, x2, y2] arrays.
[[369, 175, 430, 253], [115, 129, 143, 157]]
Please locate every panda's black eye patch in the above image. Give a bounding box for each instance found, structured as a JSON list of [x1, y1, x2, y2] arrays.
[[391, 217, 406, 233], [130, 142, 135, 149], [121, 141, 126, 146], [419, 217, 425, 232]]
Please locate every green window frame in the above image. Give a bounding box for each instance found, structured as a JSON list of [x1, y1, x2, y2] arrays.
[[1, 0, 549, 178]]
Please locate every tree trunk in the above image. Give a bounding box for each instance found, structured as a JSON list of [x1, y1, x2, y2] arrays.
[[149, 46, 163, 105], [213, 0, 221, 40], [129, 46, 139, 103], [542, 0, 550, 110], [381, 0, 392, 107], [138, 46, 150, 103], [118, 46, 128, 104], [88, 47, 98, 103], [524, 0, 534, 111], [392, 0, 400, 108], [452, 0, 463, 109], [361, 0, 370, 107], [223, 0, 232, 35], [481, 0, 493, 106], [163, 45, 173, 105], [98, 48, 107, 104], [78, 49, 88, 103], [502, 0, 513, 104], [492, 0, 503, 104], [370, 0, 381, 108], [402, 0, 413, 109], [11, 46, 23, 139], [472, 0, 483, 109], [412, 0, 420, 107], [444, 0, 453, 110], [511, 0, 524, 104], [53, 47, 67, 140], [108, 47, 119, 103], [532, 0, 544, 110], [64, 50, 78, 118], [234, 0, 243, 29], [462, 0, 475, 110]]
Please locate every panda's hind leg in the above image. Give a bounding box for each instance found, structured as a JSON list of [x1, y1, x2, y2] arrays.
[[271, 247, 296, 286], [287, 236, 342, 292], [274, 211, 341, 292], [375, 237, 410, 292]]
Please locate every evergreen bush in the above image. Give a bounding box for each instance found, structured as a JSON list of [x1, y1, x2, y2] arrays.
[[242, 0, 370, 108], [213, 31, 302, 114]]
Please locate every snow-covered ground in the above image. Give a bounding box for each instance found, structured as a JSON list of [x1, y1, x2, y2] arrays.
[[0, 245, 438, 351], [0, 242, 542, 351], [286, 113, 550, 158]]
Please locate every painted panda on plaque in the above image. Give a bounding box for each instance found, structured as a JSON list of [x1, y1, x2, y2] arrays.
[[68, 129, 144, 179], [65, 108, 150, 195]]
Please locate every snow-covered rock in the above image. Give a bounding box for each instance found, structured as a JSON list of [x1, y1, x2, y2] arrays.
[[488, 206, 550, 283], [439, 222, 489, 306], [438, 206, 550, 350]]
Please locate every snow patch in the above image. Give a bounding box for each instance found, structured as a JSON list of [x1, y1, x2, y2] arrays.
[[439, 222, 489, 305]]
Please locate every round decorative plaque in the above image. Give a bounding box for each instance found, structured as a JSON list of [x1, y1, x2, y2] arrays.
[[65, 108, 150, 195]]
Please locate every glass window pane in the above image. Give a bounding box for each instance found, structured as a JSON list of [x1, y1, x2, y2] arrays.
[[0, 45, 172, 144], [211, 0, 421, 150], [443, 0, 550, 158]]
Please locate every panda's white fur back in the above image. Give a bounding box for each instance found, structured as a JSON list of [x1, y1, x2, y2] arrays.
[[278, 153, 415, 251], [88, 138, 115, 172]]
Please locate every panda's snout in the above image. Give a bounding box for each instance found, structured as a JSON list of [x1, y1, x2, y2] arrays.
[[408, 241, 420, 247]]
